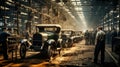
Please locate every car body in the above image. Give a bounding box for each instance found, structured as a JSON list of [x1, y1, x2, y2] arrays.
[[61, 29, 75, 47], [20, 24, 62, 59], [73, 31, 83, 43]]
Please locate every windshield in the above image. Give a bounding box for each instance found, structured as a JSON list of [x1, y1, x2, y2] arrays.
[[36, 27, 59, 33]]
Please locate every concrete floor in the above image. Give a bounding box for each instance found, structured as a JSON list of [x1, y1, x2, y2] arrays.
[[0, 40, 118, 67]]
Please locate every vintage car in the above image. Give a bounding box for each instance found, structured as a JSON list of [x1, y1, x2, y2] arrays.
[[73, 31, 83, 43], [61, 29, 75, 48], [20, 24, 62, 59]]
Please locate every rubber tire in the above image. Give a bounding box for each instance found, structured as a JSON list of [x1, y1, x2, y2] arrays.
[[20, 44, 26, 59], [42, 45, 53, 59]]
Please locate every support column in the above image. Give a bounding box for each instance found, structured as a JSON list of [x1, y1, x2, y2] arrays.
[[3, 1, 7, 28], [118, 0, 120, 36]]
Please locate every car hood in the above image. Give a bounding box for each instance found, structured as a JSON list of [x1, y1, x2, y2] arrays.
[[40, 32, 54, 36], [39, 32, 56, 40]]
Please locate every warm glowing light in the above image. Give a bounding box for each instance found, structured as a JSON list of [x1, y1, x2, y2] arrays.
[[21, 12, 28, 15], [70, 0, 88, 30], [78, 12, 88, 29]]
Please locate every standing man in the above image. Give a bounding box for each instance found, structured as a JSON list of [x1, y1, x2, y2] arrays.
[[89, 31, 93, 45], [94, 26, 106, 64], [0, 28, 10, 60], [84, 30, 89, 45]]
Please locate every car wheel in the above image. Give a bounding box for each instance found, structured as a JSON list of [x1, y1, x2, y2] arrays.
[[42, 45, 53, 59], [62, 40, 67, 48], [47, 45, 53, 59], [68, 39, 73, 47], [20, 44, 26, 59]]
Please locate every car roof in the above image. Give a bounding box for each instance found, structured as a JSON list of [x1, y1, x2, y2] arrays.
[[61, 29, 74, 31], [36, 24, 61, 28]]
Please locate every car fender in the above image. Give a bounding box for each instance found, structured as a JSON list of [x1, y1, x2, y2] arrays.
[[21, 39, 28, 43], [58, 39, 62, 44], [47, 39, 55, 45], [21, 39, 31, 47]]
